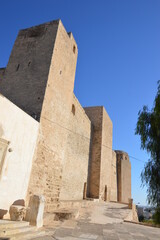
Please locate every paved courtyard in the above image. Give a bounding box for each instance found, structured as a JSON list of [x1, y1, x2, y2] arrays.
[[36, 202, 160, 240]]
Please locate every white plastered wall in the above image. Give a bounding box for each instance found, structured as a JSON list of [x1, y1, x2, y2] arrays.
[[0, 94, 39, 214]]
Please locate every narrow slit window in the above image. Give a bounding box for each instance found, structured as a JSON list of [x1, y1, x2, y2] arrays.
[[72, 104, 75, 115], [16, 64, 20, 71], [73, 45, 76, 54]]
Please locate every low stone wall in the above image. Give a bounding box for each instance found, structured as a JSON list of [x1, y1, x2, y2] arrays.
[[125, 204, 139, 222]]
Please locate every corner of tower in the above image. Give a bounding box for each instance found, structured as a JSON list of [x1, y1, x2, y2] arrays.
[[67, 32, 78, 53], [55, 19, 78, 55]]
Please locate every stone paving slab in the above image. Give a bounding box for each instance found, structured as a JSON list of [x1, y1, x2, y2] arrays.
[[33, 202, 160, 240]]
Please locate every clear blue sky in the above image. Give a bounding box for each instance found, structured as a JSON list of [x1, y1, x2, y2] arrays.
[[1, 0, 160, 206]]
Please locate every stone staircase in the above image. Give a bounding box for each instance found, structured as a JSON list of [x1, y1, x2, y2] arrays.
[[0, 220, 46, 240]]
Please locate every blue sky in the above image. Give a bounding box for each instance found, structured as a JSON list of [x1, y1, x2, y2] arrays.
[[1, 0, 160, 206]]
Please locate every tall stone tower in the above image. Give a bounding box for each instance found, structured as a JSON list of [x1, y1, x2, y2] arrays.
[[0, 20, 78, 211], [84, 106, 113, 201], [0, 20, 77, 121], [116, 151, 131, 203]]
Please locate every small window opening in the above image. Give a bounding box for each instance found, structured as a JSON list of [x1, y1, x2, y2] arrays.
[[73, 45, 76, 54], [72, 104, 75, 115], [16, 64, 20, 71], [104, 185, 107, 201]]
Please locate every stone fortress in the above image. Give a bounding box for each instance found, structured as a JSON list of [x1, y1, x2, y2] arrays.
[[0, 20, 131, 218]]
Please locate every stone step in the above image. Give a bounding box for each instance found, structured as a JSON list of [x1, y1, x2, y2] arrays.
[[0, 220, 29, 229], [6, 229, 46, 240], [0, 225, 36, 237], [0, 220, 46, 240]]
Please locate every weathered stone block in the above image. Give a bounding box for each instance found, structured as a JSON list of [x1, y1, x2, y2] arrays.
[[25, 195, 45, 228], [9, 205, 26, 221], [53, 209, 79, 221], [128, 198, 133, 209]]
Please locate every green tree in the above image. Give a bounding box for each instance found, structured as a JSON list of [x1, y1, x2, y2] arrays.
[[135, 81, 160, 213]]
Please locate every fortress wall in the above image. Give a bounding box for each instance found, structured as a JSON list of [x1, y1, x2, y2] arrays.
[[110, 151, 117, 201], [116, 151, 131, 203], [27, 21, 78, 211], [0, 21, 59, 121], [0, 68, 5, 82], [84, 107, 103, 198], [59, 94, 91, 200], [0, 94, 39, 214], [0, 19, 132, 213], [100, 107, 113, 201]]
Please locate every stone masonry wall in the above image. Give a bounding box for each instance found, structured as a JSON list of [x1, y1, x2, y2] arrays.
[[0, 68, 5, 82], [84, 107, 113, 201], [121, 153, 131, 203], [27, 20, 78, 212], [0, 21, 59, 121], [84, 107, 103, 198], [59, 94, 91, 200]]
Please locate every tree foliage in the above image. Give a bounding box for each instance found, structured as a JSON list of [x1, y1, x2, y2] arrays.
[[135, 81, 160, 207]]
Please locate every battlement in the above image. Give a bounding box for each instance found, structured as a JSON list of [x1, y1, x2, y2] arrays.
[[115, 150, 130, 160]]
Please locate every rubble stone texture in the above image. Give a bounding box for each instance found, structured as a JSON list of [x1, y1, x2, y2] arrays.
[[9, 205, 26, 221]]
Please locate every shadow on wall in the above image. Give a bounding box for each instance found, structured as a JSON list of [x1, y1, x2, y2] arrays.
[[0, 209, 8, 219]]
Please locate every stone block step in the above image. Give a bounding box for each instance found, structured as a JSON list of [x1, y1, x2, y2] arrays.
[[2, 229, 46, 240], [0, 225, 36, 237], [0, 220, 29, 229]]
